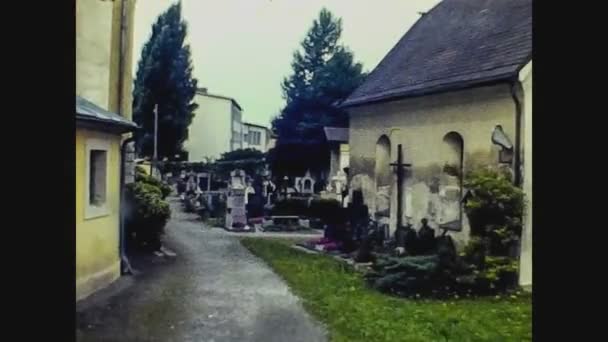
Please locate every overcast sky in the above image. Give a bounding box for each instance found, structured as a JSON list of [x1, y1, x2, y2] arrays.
[[132, 0, 440, 127]]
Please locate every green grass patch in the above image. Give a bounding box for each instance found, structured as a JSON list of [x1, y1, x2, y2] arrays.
[[241, 237, 531, 342]]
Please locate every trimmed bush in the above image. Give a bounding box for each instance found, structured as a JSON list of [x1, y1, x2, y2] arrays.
[[271, 198, 310, 216], [365, 235, 520, 298], [135, 166, 172, 199], [464, 167, 525, 256], [125, 181, 171, 252], [309, 198, 343, 223]]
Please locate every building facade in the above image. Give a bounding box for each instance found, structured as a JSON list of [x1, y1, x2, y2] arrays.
[[76, 0, 137, 301], [341, 0, 531, 285], [242, 122, 271, 153], [185, 88, 244, 161]]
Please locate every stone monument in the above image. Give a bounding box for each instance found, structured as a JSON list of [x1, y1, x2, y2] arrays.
[[298, 170, 316, 195], [225, 170, 249, 231]]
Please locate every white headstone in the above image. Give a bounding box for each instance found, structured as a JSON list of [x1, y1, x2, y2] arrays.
[[300, 170, 316, 194], [230, 169, 246, 190], [331, 170, 347, 195], [294, 177, 303, 193], [226, 188, 247, 228]]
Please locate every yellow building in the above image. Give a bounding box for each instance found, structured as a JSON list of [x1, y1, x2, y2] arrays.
[[341, 0, 532, 285], [76, 0, 137, 301]]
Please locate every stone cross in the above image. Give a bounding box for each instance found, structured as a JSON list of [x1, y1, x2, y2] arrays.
[[389, 144, 412, 229]]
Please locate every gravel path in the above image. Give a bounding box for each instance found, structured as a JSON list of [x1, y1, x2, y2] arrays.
[[76, 198, 327, 342]]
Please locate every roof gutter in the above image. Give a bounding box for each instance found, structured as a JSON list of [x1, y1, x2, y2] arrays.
[[340, 76, 513, 109], [117, 0, 128, 116]]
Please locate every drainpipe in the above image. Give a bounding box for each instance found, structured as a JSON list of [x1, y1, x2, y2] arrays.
[[120, 136, 136, 275], [509, 80, 523, 187], [117, 0, 128, 115], [508, 80, 524, 279]]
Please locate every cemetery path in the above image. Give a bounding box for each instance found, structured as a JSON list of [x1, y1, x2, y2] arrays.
[[76, 197, 327, 342]]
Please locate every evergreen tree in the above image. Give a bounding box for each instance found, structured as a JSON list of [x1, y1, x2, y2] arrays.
[[132, 1, 198, 159], [271, 8, 366, 176]]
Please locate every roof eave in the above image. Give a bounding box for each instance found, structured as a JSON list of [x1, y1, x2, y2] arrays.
[[76, 114, 139, 134], [340, 74, 520, 109]]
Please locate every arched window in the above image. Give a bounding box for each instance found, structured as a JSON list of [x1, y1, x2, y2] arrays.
[[442, 132, 464, 178], [375, 135, 391, 187], [439, 132, 464, 230], [374, 135, 392, 217]]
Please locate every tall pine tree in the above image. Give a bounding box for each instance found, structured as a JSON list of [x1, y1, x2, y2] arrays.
[[270, 8, 366, 177], [132, 1, 198, 159]]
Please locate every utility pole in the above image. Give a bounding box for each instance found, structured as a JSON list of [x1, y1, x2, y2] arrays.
[[153, 104, 159, 178]]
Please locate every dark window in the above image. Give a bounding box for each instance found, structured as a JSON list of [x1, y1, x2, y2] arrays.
[[89, 150, 107, 206]]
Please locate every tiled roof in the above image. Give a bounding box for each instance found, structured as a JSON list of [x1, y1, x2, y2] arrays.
[[76, 96, 137, 131], [324, 127, 349, 143], [342, 0, 532, 107]]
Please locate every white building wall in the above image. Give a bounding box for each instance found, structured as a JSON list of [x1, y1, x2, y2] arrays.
[[231, 106, 244, 151], [185, 95, 233, 161]]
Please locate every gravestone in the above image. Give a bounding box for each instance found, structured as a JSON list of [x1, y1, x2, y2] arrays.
[[230, 169, 246, 190], [197, 172, 211, 192], [247, 176, 265, 218], [225, 170, 249, 230], [300, 170, 316, 195], [124, 142, 136, 184], [263, 179, 276, 206], [331, 170, 347, 203]]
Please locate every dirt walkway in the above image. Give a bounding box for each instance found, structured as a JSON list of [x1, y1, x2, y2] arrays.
[[76, 198, 327, 342]]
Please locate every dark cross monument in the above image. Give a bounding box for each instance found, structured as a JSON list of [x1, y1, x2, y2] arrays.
[[389, 144, 412, 229]]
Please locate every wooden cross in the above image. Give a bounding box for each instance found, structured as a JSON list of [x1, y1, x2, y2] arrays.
[[389, 144, 412, 229]]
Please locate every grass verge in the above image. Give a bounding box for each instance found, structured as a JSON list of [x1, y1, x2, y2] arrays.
[[241, 237, 531, 342]]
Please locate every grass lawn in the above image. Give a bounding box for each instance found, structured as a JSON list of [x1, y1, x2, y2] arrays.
[[241, 237, 532, 342]]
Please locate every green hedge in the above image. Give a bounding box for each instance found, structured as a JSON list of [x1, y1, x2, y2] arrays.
[[365, 236, 519, 298], [125, 181, 171, 252], [271, 198, 310, 216], [271, 198, 344, 221], [309, 198, 344, 224], [135, 166, 172, 199]]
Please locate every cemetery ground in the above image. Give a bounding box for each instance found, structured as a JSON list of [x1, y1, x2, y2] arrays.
[[77, 194, 531, 342], [242, 238, 532, 342], [76, 197, 326, 342]]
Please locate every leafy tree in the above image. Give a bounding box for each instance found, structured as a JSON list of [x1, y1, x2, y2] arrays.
[[271, 8, 366, 176], [132, 1, 198, 159], [214, 148, 267, 179]]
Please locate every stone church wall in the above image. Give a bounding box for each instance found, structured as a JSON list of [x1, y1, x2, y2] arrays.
[[347, 84, 517, 249]]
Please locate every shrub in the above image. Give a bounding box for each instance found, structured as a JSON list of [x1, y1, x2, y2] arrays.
[[464, 167, 525, 256], [309, 198, 343, 223], [135, 167, 172, 199], [365, 235, 519, 298], [210, 195, 227, 218], [271, 198, 310, 216], [462, 236, 488, 267], [183, 193, 198, 213], [125, 181, 171, 252], [477, 256, 519, 291]]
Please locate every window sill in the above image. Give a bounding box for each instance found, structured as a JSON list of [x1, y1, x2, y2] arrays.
[[84, 205, 110, 220]]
